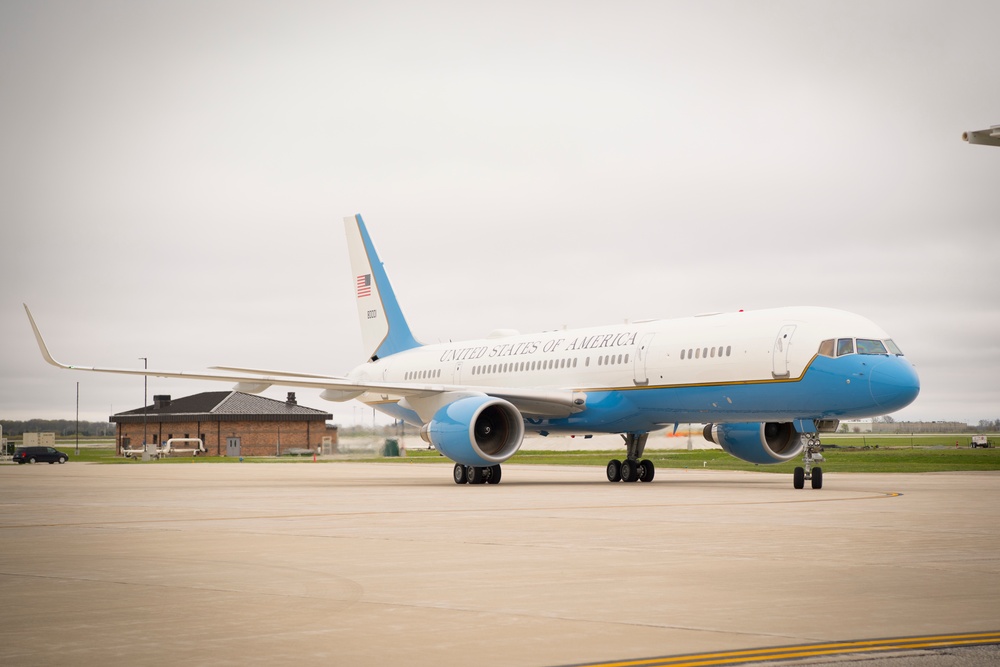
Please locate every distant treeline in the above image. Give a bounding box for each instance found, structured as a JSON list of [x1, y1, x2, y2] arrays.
[[1, 420, 114, 437]]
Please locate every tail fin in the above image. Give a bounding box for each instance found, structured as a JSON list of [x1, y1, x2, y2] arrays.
[[344, 214, 421, 361]]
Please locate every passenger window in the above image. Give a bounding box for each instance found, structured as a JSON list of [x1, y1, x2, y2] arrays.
[[818, 339, 835, 357], [857, 339, 888, 355], [681, 349, 686, 360], [837, 339, 854, 356], [710, 347, 715, 358], [726, 346, 731, 356]]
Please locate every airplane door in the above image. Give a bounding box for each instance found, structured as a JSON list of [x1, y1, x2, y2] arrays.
[[633, 333, 654, 386], [772, 325, 796, 378], [453, 361, 463, 384]]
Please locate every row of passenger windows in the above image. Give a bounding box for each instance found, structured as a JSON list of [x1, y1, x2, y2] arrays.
[[817, 338, 904, 358], [469, 353, 633, 376], [680, 345, 732, 360], [473, 357, 580, 375], [404, 369, 442, 380]]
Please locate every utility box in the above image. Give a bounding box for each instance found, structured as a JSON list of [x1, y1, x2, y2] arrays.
[[383, 439, 400, 457], [23, 432, 56, 447]]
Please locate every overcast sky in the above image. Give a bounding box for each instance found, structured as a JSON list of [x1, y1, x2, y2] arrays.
[[2, 1, 997, 426]]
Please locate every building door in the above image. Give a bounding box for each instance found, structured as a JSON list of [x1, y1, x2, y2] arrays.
[[226, 437, 241, 457]]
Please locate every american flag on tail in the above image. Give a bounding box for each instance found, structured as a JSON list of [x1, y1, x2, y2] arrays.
[[356, 274, 372, 298]]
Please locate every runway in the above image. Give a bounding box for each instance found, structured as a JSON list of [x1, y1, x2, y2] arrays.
[[1, 461, 998, 666]]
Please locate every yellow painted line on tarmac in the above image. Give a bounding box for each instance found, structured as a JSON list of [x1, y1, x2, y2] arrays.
[[567, 631, 1000, 667]]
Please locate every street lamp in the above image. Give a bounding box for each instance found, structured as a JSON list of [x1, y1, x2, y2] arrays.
[[139, 357, 147, 450]]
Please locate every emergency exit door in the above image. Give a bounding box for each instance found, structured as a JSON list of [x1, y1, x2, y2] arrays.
[[772, 325, 797, 378]]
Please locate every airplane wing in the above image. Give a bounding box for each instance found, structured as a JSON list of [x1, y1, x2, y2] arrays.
[[24, 305, 584, 418]]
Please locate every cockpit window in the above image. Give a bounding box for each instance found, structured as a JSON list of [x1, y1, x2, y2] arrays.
[[818, 339, 835, 357], [836, 338, 854, 356], [857, 338, 888, 355], [885, 339, 904, 356]]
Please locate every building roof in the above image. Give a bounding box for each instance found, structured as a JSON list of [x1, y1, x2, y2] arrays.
[[111, 391, 332, 424]]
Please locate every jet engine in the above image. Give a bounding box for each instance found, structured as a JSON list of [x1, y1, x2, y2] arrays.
[[703, 422, 803, 464], [420, 396, 525, 467]]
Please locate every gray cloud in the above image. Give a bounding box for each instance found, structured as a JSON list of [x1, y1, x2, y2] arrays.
[[2, 1, 998, 424]]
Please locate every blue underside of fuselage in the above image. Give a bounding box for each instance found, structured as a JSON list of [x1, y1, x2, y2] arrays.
[[371, 354, 919, 434]]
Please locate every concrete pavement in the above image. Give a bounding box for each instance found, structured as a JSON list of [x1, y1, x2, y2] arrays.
[[1, 461, 998, 666]]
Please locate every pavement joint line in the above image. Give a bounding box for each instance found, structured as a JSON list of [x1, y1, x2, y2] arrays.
[[0, 491, 903, 530]]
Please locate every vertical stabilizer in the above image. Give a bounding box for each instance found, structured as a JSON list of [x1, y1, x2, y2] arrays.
[[344, 214, 421, 360]]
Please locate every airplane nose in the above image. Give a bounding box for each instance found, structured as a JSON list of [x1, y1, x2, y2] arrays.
[[869, 358, 920, 411]]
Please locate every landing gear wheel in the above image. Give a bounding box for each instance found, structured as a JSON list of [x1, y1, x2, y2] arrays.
[[639, 459, 655, 482], [620, 459, 638, 483], [467, 466, 486, 484], [487, 465, 502, 485], [606, 459, 622, 482], [453, 463, 468, 484], [793, 466, 805, 489], [811, 467, 823, 489]]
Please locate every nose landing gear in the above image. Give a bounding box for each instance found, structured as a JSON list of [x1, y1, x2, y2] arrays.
[[793, 433, 824, 489]]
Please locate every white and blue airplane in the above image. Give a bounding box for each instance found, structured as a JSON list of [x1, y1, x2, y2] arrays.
[[25, 214, 920, 488]]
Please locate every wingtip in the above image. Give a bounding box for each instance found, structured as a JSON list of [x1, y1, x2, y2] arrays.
[[23, 304, 65, 369]]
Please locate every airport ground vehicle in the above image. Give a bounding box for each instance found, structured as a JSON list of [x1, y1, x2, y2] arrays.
[[14, 446, 69, 464], [971, 435, 992, 448]]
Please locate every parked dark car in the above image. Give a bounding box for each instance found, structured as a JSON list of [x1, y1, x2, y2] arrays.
[[13, 446, 69, 464]]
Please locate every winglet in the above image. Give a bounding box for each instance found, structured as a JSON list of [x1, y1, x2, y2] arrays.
[[23, 304, 69, 369]]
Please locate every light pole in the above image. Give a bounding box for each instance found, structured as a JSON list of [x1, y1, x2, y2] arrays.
[[75, 382, 80, 456], [139, 357, 147, 449]]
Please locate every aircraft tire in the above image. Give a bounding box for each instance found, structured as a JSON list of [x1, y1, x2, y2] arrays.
[[793, 466, 805, 489], [487, 465, 502, 484], [811, 467, 823, 489], [467, 466, 486, 484], [606, 459, 622, 482], [639, 459, 655, 482], [453, 463, 468, 484], [620, 459, 638, 483]]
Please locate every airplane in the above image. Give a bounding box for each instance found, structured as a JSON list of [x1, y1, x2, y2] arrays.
[[24, 214, 920, 488]]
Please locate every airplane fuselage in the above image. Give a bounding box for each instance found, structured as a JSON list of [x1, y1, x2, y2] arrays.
[[350, 306, 919, 434]]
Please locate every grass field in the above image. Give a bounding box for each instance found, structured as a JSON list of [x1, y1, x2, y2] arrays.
[[18, 435, 1000, 473]]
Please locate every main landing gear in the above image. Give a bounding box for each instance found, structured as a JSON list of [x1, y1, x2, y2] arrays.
[[606, 433, 655, 483], [793, 432, 824, 489], [453, 463, 502, 485]]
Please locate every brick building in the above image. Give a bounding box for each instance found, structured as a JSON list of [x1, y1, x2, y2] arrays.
[[111, 391, 336, 457]]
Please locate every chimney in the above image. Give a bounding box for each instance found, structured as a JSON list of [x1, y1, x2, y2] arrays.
[[286, 392, 297, 406], [153, 395, 171, 409]]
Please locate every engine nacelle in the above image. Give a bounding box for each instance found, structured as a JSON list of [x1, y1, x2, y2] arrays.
[[419, 396, 525, 467], [703, 422, 803, 464]]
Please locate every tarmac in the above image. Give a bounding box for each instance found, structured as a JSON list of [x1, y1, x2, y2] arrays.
[[1, 460, 998, 666]]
